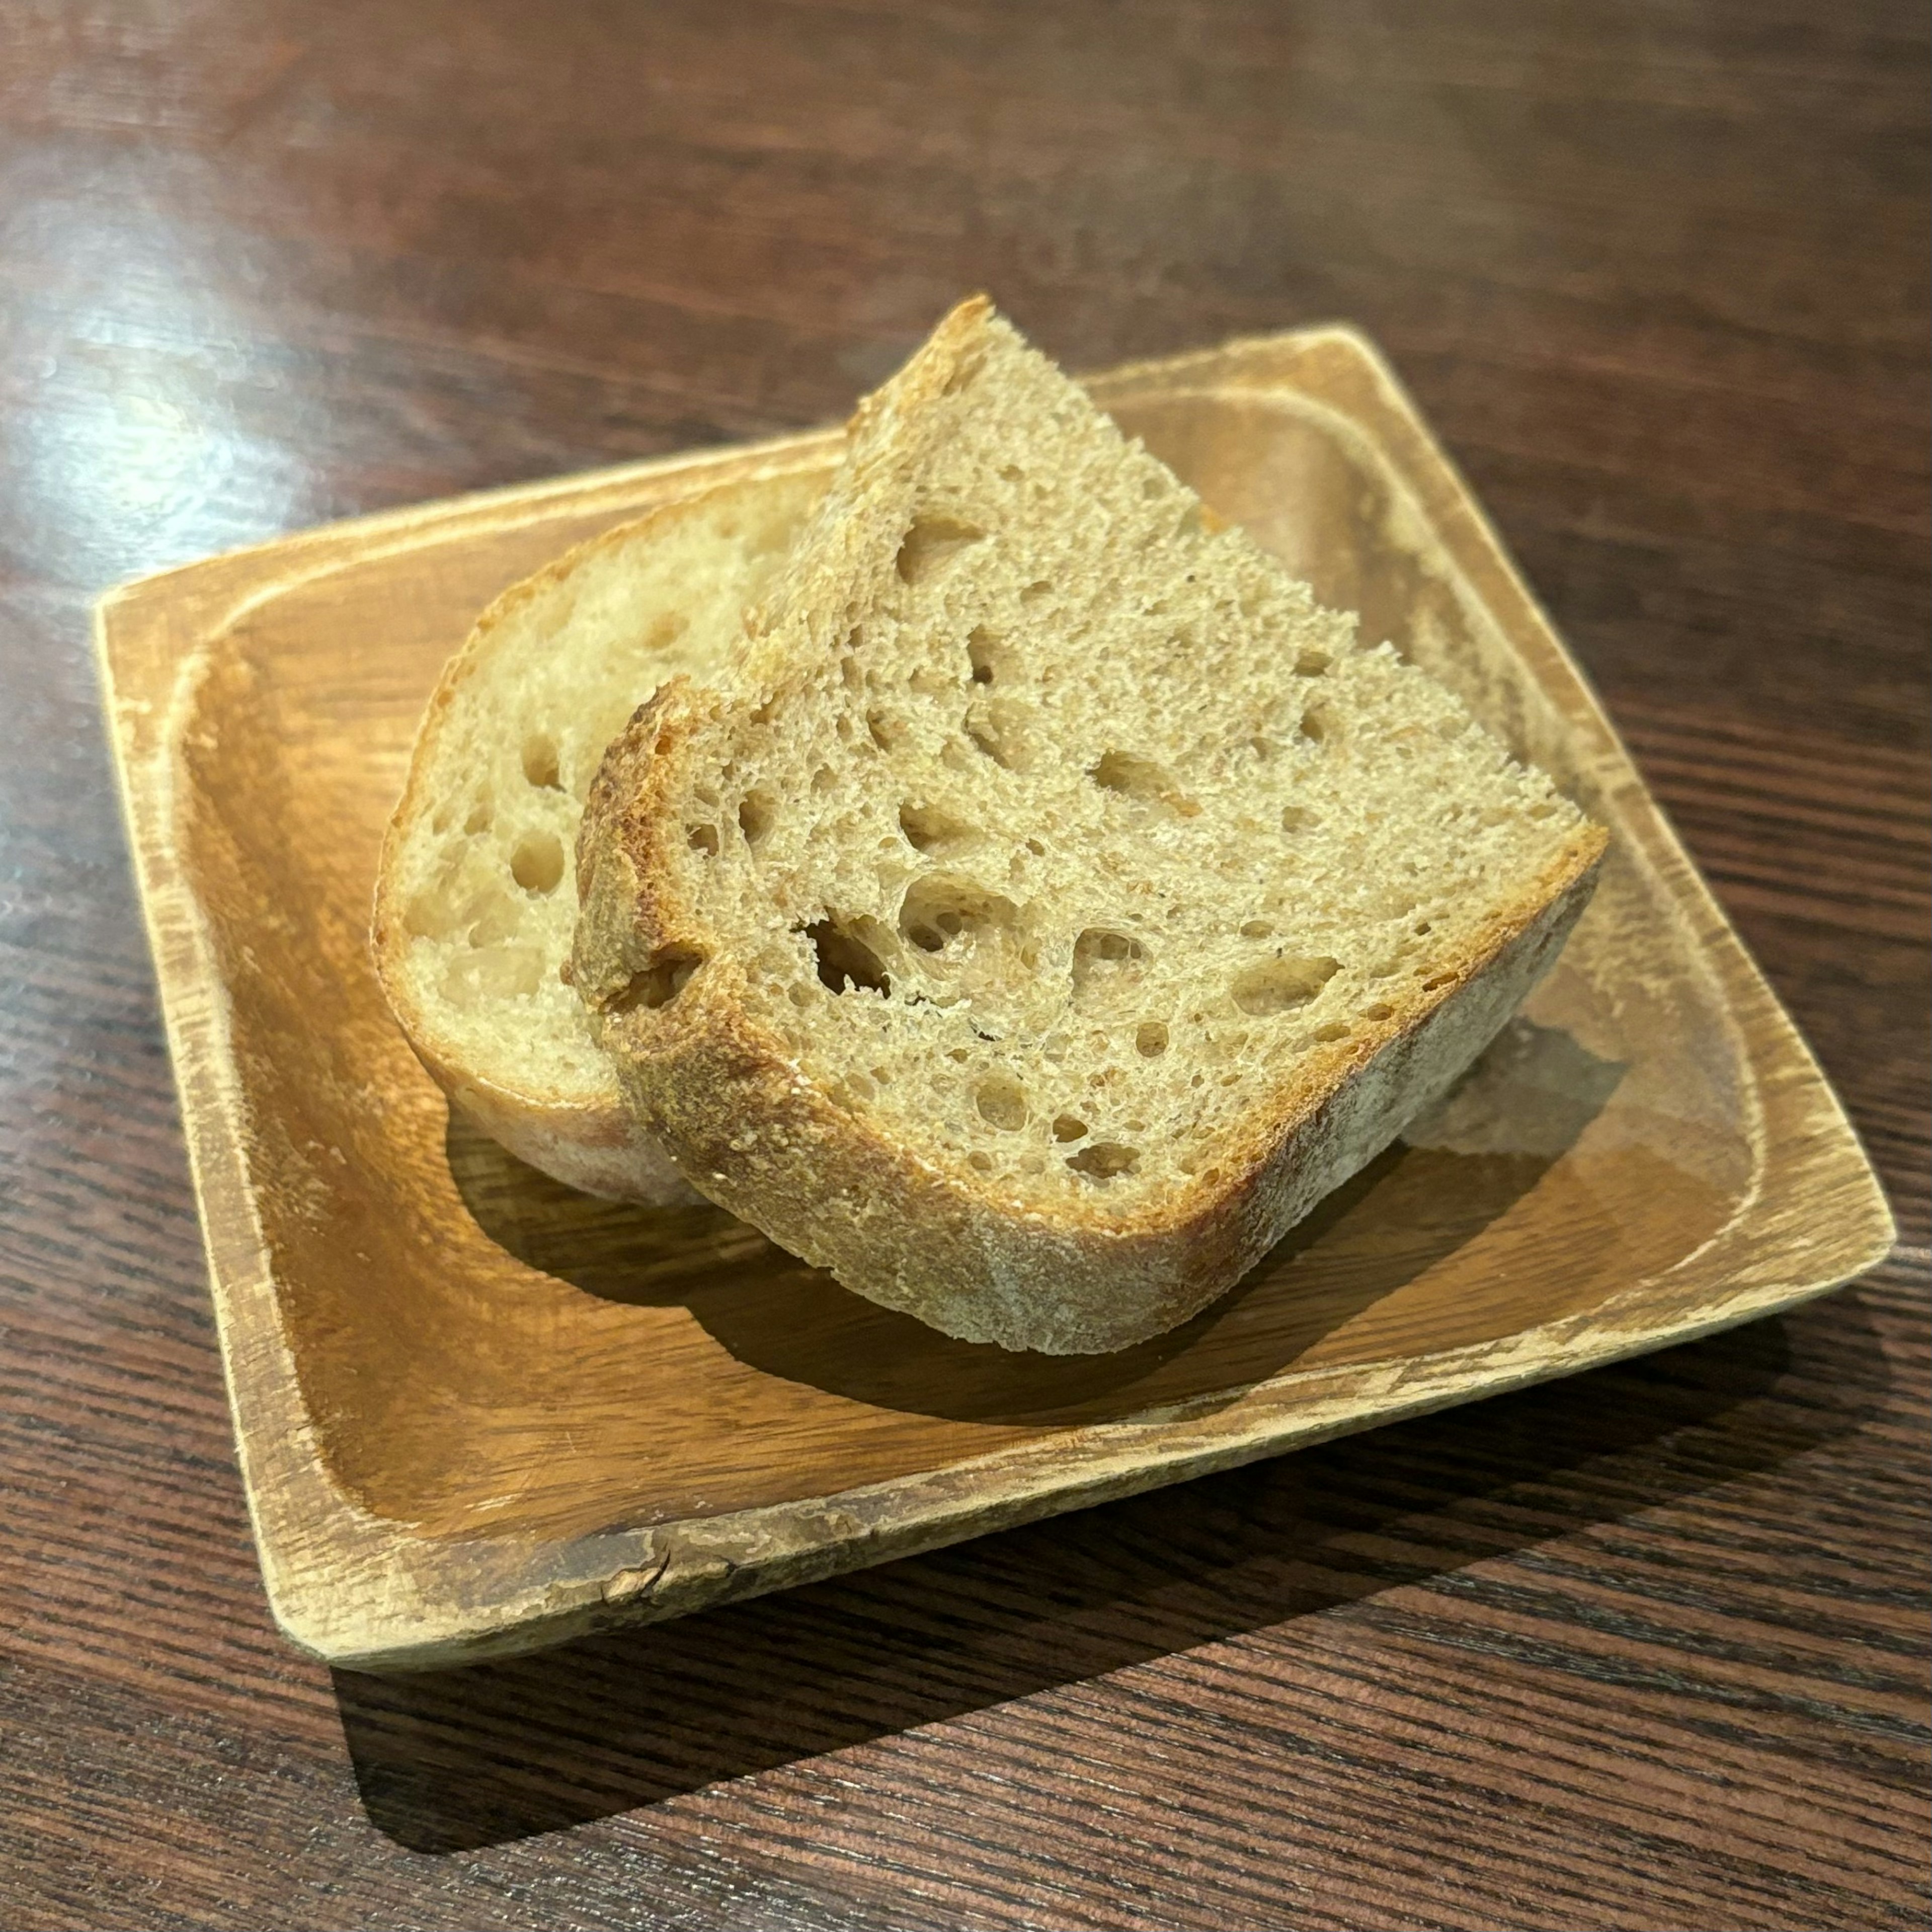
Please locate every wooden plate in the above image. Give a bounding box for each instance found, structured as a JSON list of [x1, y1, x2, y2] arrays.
[[96, 327, 1892, 1671]]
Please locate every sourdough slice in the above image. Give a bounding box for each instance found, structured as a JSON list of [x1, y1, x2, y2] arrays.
[[373, 465, 829, 1200], [572, 298, 1608, 1346]]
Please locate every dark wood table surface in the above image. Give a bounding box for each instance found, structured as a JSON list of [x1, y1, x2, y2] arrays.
[[3, 4, 1926, 1926]]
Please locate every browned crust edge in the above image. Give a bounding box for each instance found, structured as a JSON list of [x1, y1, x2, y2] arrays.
[[369, 472, 836, 1203], [573, 676, 1608, 1353]]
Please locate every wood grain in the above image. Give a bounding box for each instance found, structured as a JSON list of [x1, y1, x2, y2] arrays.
[[2, 0, 1925, 1924]]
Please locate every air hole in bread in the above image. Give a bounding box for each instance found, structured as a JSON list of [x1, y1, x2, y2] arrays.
[[974, 1073, 1027, 1131], [1281, 804, 1317, 832], [1089, 749, 1195, 814], [806, 919, 892, 995], [964, 699, 1029, 770], [738, 791, 775, 846], [605, 945, 705, 1013], [968, 1151, 995, 1172], [1362, 1001, 1395, 1021], [964, 717, 1005, 767], [1136, 1021, 1169, 1058], [895, 514, 985, 585], [442, 945, 543, 1006], [687, 823, 720, 858], [510, 830, 565, 895], [1052, 1113, 1088, 1143], [1295, 649, 1331, 677], [467, 895, 519, 945], [1067, 1142, 1139, 1181], [1072, 927, 1147, 997], [1090, 749, 1165, 800], [521, 734, 562, 790], [1250, 737, 1280, 760], [1299, 704, 1333, 745], [645, 611, 689, 651], [899, 802, 977, 853], [812, 765, 837, 793], [463, 800, 492, 835], [1232, 954, 1340, 1016], [1240, 920, 1273, 939], [967, 626, 1001, 684], [868, 709, 909, 751], [1020, 578, 1053, 603], [1421, 971, 1456, 991], [899, 874, 1018, 954], [1313, 1021, 1350, 1042]]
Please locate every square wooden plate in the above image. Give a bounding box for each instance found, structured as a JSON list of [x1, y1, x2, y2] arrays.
[[97, 327, 1893, 1671]]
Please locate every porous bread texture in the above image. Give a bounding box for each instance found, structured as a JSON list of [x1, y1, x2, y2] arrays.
[[573, 297, 1608, 1347], [373, 467, 827, 1200]]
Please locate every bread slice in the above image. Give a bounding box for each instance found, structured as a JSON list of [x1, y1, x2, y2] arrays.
[[572, 298, 1608, 1347], [373, 466, 828, 1200]]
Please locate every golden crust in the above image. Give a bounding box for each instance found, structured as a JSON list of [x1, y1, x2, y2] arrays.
[[574, 680, 1607, 1352], [370, 487, 799, 1206], [571, 297, 1611, 1349]]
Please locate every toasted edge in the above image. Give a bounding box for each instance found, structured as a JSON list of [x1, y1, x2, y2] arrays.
[[573, 678, 1610, 1351], [369, 487, 809, 1204]]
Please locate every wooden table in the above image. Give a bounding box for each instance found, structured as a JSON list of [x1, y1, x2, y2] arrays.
[[3, 4, 1925, 1925]]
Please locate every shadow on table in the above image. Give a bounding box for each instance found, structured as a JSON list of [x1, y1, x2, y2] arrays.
[[442, 1018, 1629, 1426], [333, 1283, 1887, 1854]]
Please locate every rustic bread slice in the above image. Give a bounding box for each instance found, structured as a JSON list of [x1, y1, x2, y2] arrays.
[[373, 465, 828, 1200], [572, 298, 1608, 1346]]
